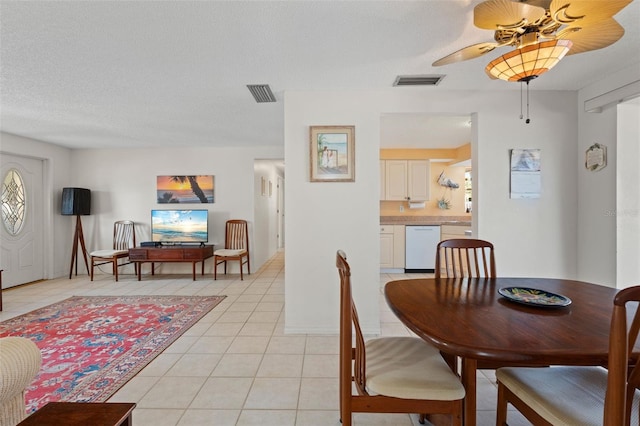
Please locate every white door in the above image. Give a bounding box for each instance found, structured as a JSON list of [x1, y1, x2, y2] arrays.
[[0, 154, 45, 287]]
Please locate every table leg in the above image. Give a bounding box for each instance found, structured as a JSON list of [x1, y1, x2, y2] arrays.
[[192, 262, 196, 281], [461, 358, 477, 426], [137, 262, 142, 281]]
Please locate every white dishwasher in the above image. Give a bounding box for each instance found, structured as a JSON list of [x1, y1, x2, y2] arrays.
[[405, 226, 440, 272]]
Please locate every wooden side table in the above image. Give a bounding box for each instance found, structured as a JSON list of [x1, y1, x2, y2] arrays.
[[18, 402, 136, 426]]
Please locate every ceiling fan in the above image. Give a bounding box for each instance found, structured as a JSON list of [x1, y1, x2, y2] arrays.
[[433, 0, 633, 81]]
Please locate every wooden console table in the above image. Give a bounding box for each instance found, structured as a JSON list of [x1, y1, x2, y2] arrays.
[[18, 402, 135, 426], [128, 245, 214, 281]]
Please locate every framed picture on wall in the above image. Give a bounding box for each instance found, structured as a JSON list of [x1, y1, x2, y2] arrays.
[[309, 125, 355, 182], [585, 143, 607, 171], [157, 175, 214, 203]]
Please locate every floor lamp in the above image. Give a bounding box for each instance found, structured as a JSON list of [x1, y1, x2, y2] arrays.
[[62, 187, 91, 279]]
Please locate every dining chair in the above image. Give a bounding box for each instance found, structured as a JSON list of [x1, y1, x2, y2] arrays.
[[435, 238, 496, 278], [214, 219, 250, 280], [90, 220, 136, 282], [336, 250, 465, 426], [496, 285, 640, 426], [435, 238, 497, 372]]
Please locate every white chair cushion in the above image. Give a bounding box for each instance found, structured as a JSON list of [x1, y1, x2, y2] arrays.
[[90, 249, 129, 258], [497, 366, 640, 426], [365, 336, 465, 401], [214, 249, 247, 256]]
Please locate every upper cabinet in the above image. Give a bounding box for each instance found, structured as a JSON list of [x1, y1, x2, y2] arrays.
[[380, 161, 386, 200], [382, 160, 430, 201]]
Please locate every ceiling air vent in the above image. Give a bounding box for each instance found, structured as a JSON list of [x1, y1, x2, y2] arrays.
[[247, 84, 276, 103], [393, 75, 445, 86]]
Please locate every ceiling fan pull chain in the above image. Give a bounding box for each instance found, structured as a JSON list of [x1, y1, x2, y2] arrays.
[[520, 82, 524, 120], [526, 81, 531, 124]]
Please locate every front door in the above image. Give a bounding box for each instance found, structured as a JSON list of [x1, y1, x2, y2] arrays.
[[0, 154, 45, 287]]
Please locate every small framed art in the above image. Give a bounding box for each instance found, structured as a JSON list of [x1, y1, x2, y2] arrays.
[[309, 125, 355, 182], [585, 143, 607, 172]]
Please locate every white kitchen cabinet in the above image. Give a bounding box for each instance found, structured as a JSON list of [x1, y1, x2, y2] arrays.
[[392, 225, 405, 268], [380, 160, 386, 200], [407, 160, 430, 201], [380, 225, 405, 269], [384, 160, 407, 200], [382, 160, 430, 201]]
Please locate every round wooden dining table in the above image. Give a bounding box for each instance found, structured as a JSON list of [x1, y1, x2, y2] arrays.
[[384, 277, 636, 426]]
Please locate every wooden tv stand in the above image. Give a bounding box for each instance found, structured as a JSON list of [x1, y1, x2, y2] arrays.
[[128, 245, 214, 281]]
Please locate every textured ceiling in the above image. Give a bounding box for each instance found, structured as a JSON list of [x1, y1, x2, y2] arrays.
[[1, 1, 638, 150]]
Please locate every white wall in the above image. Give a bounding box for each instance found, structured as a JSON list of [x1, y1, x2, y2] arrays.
[[69, 146, 283, 277], [616, 98, 640, 289], [0, 132, 73, 279], [284, 88, 578, 334], [577, 65, 640, 287]]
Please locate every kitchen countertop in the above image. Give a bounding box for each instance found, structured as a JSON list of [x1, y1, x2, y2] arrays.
[[380, 216, 471, 226]]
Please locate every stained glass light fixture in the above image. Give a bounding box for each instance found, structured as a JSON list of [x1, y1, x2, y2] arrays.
[[484, 39, 573, 123], [485, 39, 573, 82]]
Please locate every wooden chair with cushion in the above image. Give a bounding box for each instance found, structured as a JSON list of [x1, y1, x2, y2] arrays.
[[436, 238, 497, 372], [214, 219, 250, 280], [336, 250, 465, 426], [90, 220, 136, 282], [435, 238, 496, 279], [496, 285, 640, 425]]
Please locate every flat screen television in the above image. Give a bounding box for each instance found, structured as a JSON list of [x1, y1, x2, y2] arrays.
[[151, 209, 208, 244]]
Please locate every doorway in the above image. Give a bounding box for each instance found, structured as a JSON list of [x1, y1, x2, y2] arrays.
[[253, 159, 284, 269], [0, 154, 45, 287]]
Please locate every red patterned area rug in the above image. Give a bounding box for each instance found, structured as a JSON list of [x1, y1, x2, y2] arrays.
[[0, 295, 225, 413]]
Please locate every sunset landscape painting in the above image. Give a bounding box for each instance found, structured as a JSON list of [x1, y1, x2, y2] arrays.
[[157, 175, 214, 203]]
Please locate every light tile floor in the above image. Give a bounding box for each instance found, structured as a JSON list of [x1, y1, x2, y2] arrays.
[[0, 251, 531, 425]]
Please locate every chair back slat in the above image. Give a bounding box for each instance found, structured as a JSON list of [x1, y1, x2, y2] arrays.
[[113, 220, 135, 250], [336, 251, 367, 395], [436, 239, 495, 278], [605, 285, 640, 425], [225, 220, 248, 250]]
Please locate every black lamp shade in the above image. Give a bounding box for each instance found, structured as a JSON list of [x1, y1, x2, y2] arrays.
[[61, 188, 91, 215]]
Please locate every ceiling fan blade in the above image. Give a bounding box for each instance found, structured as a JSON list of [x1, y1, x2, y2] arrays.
[[559, 18, 625, 55], [474, 0, 546, 30], [549, 0, 632, 25], [432, 42, 501, 66]]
